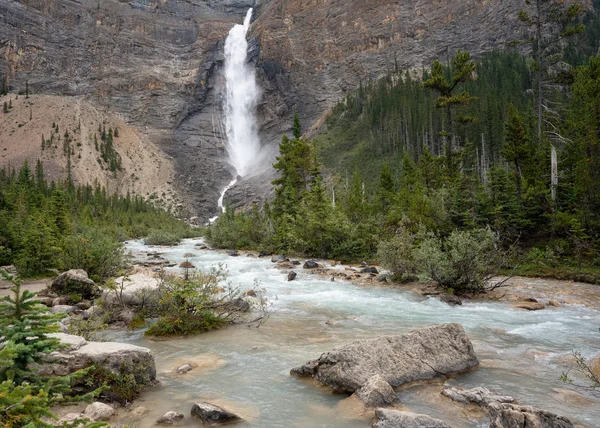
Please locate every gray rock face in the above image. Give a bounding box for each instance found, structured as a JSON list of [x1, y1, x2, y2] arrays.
[[488, 403, 574, 428], [372, 409, 451, 428], [352, 374, 399, 408], [291, 323, 479, 392], [190, 402, 242, 425], [442, 386, 574, 428], [157, 410, 185, 425], [51, 269, 100, 300]]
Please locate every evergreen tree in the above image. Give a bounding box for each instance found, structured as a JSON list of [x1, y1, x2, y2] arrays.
[[293, 112, 302, 139], [502, 104, 531, 202]]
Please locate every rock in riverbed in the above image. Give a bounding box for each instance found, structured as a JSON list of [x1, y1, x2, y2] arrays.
[[157, 410, 185, 425], [372, 409, 451, 428], [442, 386, 575, 428], [291, 323, 479, 392], [351, 374, 399, 408], [190, 402, 242, 424]]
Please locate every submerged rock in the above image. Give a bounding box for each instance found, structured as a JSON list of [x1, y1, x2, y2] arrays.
[[442, 386, 515, 407], [372, 409, 451, 428], [291, 323, 479, 392], [271, 255, 288, 263], [352, 374, 399, 408], [190, 402, 242, 425], [440, 294, 462, 306], [288, 271, 297, 281], [512, 301, 545, 311], [227, 249, 239, 257], [157, 410, 185, 425], [176, 363, 194, 374]]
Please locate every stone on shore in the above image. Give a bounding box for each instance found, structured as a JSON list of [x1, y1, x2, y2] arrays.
[[190, 402, 242, 425], [291, 323, 479, 392], [372, 409, 451, 428], [84, 402, 115, 421], [51, 269, 101, 300]]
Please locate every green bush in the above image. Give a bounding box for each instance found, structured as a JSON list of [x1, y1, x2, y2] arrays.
[[145, 312, 226, 337], [377, 227, 418, 280], [144, 230, 181, 246], [414, 228, 501, 293], [61, 228, 126, 282]]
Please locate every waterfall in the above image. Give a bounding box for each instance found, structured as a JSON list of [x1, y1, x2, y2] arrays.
[[209, 9, 259, 223], [223, 8, 260, 177]]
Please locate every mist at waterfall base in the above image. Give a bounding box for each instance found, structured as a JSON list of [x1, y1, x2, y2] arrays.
[[108, 239, 600, 428]]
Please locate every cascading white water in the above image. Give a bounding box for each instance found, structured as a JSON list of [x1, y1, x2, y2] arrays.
[[223, 8, 260, 178]]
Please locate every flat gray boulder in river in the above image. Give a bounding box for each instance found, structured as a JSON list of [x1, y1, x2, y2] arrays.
[[291, 323, 479, 392]]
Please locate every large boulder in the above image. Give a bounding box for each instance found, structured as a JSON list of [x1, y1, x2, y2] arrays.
[[351, 374, 399, 408], [38, 333, 156, 402], [291, 323, 479, 392], [190, 402, 242, 425], [372, 409, 451, 428], [488, 402, 574, 428], [51, 269, 101, 300]]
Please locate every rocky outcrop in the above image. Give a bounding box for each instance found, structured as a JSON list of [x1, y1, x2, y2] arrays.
[[50, 269, 100, 300], [190, 402, 242, 425], [351, 374, 399, 408], [372, 409, 451, 428], [442, 386, 575, 428], [291, 323, 479, 392]]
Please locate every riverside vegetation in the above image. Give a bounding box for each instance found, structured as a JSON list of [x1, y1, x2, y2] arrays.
[[208, 1, 600, 291]]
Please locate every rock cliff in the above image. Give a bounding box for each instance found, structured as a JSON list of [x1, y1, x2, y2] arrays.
[[0, 0, 591, 219]]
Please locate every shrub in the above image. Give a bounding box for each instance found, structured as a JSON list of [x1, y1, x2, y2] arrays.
[[377, 227, 417, 280], [145, 312, 226, 336], [61, 228, 126, 282], [144, 230, 181, 246], [414, 228, 505, 293]]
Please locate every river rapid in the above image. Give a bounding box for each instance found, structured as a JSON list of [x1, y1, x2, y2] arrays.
[[108, 239, 600, 427]]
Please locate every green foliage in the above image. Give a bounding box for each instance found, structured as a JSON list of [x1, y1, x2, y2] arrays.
[[376, 226, 418, 281], [61, 228, 126, 282], [143, 230, 181, 246], [0, 159, 193, 278], [145, 269, 267, 337], [413, 228, 502, 293], [0, 270, 107, 427], [145, 312, 226, 337]]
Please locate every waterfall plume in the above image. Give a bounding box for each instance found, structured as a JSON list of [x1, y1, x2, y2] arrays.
[[223, 8, 261, 178]]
